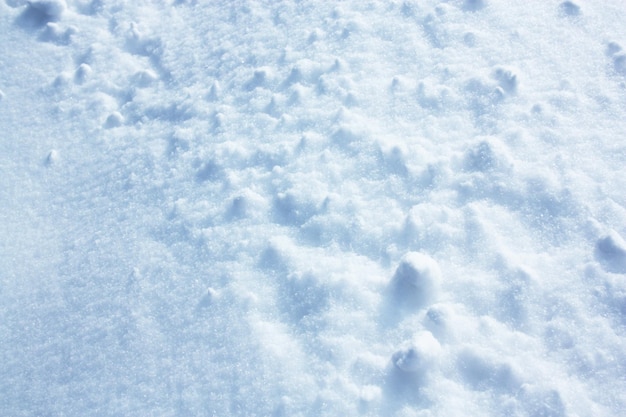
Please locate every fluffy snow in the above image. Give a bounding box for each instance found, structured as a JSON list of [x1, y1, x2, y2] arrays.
[[1, 0, 626, 416]]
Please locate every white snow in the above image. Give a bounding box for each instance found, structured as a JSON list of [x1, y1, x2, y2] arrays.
[[388, 252, 441, 310], [1, 0, 626, 416]]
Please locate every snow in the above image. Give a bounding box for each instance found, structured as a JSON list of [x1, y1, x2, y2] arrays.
[[388, 252, 441, 311], [1, 0, 626, 416]]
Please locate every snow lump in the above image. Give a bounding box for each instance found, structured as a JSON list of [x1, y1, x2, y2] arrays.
[[389, 252, 442, 310]]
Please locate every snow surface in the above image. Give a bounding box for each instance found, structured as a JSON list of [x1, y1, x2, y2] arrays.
[[1, 0, 626, 416]]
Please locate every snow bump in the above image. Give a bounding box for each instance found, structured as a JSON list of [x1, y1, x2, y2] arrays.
[[559, 1, 581, 17], [74, 63, 92, 84], [391, 331, 441, 374], [44, 149, 59, 166], [386, 331, 442, 401], [39, 21, 76, 44], [104, 112, 123, 128], [389, 252, 442, 311], [132, 69, 159, 88]]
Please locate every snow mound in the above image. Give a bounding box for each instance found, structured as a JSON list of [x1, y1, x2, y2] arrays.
[[389, 252, 442, 310], [385, 331, 442, 405], [39, 22, 76, 44], [104, 112, 123, 128], [44, 149, 59, 166], [559, 1, 581, 17], [462, 138, 512, 173], [391, 331, 441, 374]]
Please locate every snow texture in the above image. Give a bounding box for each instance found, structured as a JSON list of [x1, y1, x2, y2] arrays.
[[1, 0, 626, 416]]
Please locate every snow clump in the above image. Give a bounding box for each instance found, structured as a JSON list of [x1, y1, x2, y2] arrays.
[[389, 252, 442, 310]]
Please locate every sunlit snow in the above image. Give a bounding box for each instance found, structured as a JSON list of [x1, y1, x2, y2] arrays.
[[1, 1, 626, 416]]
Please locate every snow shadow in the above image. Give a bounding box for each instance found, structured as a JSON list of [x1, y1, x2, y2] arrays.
[[382, 332, 441, 409], [456, 347, 522, 393], [383, 363, 429, 407], [16, 6, 54, 29], [15, 1, 66, 30], [258, 241, 329, 329], [272, 192, 317, 227], [276, 271, 329, 326], [380, 252, 441, 326], [594, 230, 626, 273]]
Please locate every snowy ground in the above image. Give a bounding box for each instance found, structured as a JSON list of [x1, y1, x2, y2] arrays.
[[1, 0, 626, 416]]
